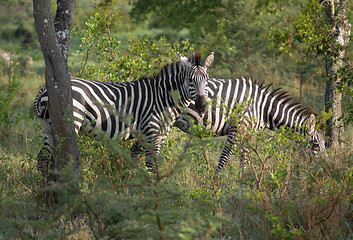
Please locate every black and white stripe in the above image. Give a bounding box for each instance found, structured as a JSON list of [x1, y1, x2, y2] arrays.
[[34, 52, 214, 175], [174, 77, 327, 174]]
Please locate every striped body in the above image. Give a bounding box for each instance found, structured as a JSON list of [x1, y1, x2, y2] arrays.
[[34, 52, 215, 175], [174, 77, 327, 174]]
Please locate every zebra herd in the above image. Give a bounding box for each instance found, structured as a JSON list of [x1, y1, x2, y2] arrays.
[[174, 77, 327, 173], [34, 51, 327, 177]]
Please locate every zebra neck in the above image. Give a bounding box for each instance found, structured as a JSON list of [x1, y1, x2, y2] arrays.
[[270, 112, 308, 135], [156, 69, 189, 110]]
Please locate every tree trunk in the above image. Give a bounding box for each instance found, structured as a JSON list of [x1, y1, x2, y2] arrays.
[[33, 0, 80, 204], [324, 0, 351, 149]]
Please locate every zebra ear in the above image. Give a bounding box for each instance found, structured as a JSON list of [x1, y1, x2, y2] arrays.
[[177, 52, 188, 62], [203, 52, 214, 68], [307, 114, 316, 136]]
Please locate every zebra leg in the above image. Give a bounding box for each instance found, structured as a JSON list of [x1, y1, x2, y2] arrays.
[[130, 140, 144, 158], [214, 127, 238, 174], [144, 136, 163, 172], [37, 119, 55, 178]]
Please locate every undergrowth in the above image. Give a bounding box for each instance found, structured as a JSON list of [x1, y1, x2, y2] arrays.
[[1, 118, 353, 239], [0, 1, 352, 239]]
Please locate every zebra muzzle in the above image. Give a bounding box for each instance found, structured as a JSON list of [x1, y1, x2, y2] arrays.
[[195, 95, 207, 114]]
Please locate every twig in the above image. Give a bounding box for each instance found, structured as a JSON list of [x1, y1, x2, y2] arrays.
[[202, 146, 223, 216], [247, 141, 265, 191], [281, 152, 292, 196]]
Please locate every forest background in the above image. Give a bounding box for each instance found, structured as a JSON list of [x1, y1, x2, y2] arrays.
[[0, 0, 353, 239]]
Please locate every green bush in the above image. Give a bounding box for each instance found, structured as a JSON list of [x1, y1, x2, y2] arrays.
[[72, 0, 192, 82]]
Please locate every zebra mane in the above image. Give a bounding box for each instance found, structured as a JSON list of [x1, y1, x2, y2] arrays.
[[151, 52, 202, 80], [270, 87, 327, 130], [151, 60, 185, 80], [193, 51, 202, 66], [255, 79, 326, 129], [246, 77, 317, 118], [268, 86, 317, 117]]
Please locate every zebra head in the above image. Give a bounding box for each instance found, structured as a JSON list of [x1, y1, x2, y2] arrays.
[[306, 114, 328, 158], [178, 51, 214, 114]]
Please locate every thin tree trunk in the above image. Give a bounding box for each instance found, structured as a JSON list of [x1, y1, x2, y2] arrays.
[[33, 0, 80, 204], [324, 0, 351, 149]]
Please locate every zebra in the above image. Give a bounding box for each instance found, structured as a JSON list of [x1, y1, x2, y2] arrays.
[[34, 51, 215, 176], [171, 77, 328, 174]]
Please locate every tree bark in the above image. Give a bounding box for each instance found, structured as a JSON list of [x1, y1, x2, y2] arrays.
[[33, 0, 80, 203], [324, 0, 351, 149]]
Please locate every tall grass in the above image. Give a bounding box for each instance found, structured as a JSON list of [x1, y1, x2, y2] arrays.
[[1, 103, 352, 239]]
